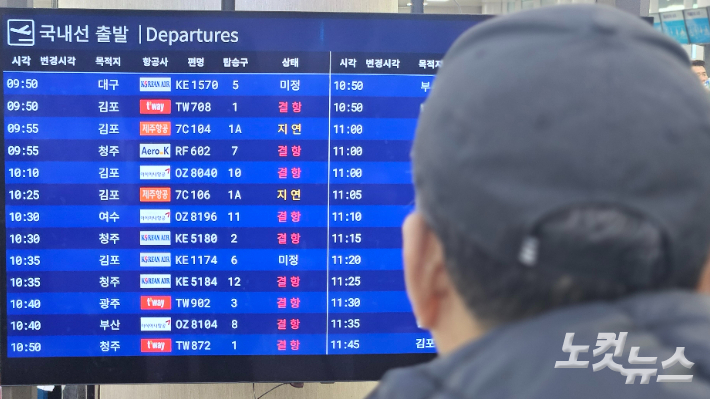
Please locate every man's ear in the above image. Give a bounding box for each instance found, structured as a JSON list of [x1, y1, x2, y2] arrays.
[[697, 254, 710, 294], [402, 211, 449, 329]]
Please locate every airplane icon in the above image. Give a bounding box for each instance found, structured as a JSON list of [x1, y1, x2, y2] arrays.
[[7, 19, 35, 46]]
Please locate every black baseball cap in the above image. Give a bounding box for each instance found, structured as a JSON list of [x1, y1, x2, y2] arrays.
[[413, 5, 710, 287]]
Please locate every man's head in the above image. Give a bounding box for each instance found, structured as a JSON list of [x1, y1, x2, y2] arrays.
[[692, 59, 708, 83], [404, 5, 710, 355]]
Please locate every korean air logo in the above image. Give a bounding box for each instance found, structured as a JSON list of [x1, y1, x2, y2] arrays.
[[7, 19, 34, 47], [140, 274, 171, 288], [140, 317, 172, 331], [140, 252, 171, 267], [140, 231, 171, 246], [140, 77, 171, 92]]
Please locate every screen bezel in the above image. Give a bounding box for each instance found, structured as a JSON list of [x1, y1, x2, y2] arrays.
[[0, 7, 490, 385]]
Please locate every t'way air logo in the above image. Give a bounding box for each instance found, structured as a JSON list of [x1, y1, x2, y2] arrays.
[[141, 338, 171, 353]]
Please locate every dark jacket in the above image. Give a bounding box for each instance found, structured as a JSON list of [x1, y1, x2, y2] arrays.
[[367, 291, 710, 398]]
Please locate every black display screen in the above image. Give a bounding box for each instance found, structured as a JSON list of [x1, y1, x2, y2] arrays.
[[0, 8, 488, 384]]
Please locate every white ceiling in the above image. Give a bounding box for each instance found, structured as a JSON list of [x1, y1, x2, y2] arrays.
[[398, 0, 483, 5], [397, 0, 488, 13]]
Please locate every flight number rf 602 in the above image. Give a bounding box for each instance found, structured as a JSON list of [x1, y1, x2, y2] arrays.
[[174, 145, 211, 156]]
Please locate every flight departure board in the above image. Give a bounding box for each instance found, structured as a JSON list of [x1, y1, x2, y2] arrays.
[[0, 8, 488, 385]]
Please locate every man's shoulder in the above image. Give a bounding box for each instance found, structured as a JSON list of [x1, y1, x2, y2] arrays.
[[367, 291, 710, 399]]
